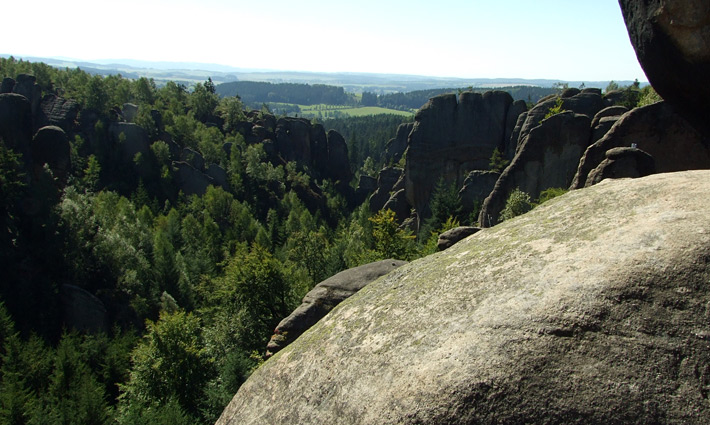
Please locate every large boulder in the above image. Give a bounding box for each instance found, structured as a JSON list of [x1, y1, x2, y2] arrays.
[[173, 161, 214, 196], [12, 74, 41, 117], [436, 226, 481, 251], [479, 111, 592, 226], [266, 259, 407, 357], [324, 129, 352, 183], [369, 167, 403, 213], [584, 147, 656, 187], [37, 95, 80, 132], [619, 0, 710, 140], [571, 101, 710, 189], [109, 122, 150, 162], [0, 93, 33, 163], [218, 170, 710, 425], [31, 126, 71, 183], [458, 170, 500, 215], [405, 91, 516, 221]]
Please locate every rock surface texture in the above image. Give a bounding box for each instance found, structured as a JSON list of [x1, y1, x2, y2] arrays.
[[619, 0, 710, 139], [266, 259, 407, 357], [218, 170, 710, 425]]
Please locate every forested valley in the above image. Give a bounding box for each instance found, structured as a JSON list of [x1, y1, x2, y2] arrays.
[[0, 57, 475, 424]]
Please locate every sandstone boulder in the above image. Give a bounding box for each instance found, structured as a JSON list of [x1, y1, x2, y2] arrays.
[[354, 175, 377, 205], [266, 259, 407, 357], [382, 189, 410, 222], [31, 126, 71, 183], [585, 147, 655, 187], [182, 147, 205, 171], [324, 129, 352, 183], [619, 0, 710, 139], [219, 170, 710, 425], [12, 74, 41, 116], [38, 95, 80, 132], [436, 226, 481, 251], [0, 77, 15, 93], [480, 111, 592, 226], [122, 103, 139, 122], [571, 101, 710, 189]]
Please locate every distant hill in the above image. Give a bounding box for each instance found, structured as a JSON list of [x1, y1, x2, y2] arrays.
[[216, 81, 354, 106], [0, 54, 642, 93]]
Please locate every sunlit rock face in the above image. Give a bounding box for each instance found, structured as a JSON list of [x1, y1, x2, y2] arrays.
[[217, 170, 710, 425]]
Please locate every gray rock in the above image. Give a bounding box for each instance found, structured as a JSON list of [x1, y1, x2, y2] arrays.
[[619, 0, 710, 139], [205, 163, 229, 190], [325, 129, 352, 183], [1, 77, 15, 93], [38, 95, 80, 132], [382, 189, 410, 222], [218, 170, 710, 425], [458, 170, 500, 216], [571, 101, 710, 189], [12, 74, 41, 117], [436, 226, 481, 251], [60, 284, 107, 334], [585, 147, 656, 187], [182, 147, 205, 171], [369, 167, 403, 212], [0, 93, 33, 163], [31, 126, 71, 184], [173, 161, 214, 196], [405, 91, 515, 222], [560, 87, 581, 98], [275, 117, 312, 164], [504, 100, 527, 159], [385, 122, 414, 164], [122, 103, 139, 122], [589, 116, 621, 146], [590, 106, 629, 128], [480, 112, 592, 227], [355, 174, 377, 205], [110, 122, 150, 162], [266, 259, 407, 357]]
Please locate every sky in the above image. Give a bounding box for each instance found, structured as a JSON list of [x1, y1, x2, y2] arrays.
[[1, 0, 647, 82]]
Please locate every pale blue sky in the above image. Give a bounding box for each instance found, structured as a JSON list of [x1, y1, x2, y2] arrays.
[[2, 0, 647, 81]]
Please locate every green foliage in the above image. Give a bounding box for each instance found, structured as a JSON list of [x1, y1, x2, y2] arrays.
[[536, 187, 568, 205], [119, 311, 212, 419], [544, 97, 565, 119], [489, 147, 509, 173], [637, 85, 662, 107], [368, 209, 416, 261], [500, 188, 533, 221]]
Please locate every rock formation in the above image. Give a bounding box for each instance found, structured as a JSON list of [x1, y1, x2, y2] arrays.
[[619, 0, 710, 140], [266, 259, 407, 357], [479, 111, 593, 226], [218, 170, 710, 425], [31, 125, 71, 183], [436, 226, 481, 251], [584, 146, 655, 187], [571, 101, 710, 189], [404, 91, 521, 223]]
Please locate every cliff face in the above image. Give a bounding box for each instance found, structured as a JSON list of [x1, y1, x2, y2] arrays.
[[217, 170, 710, 425], [404, 91, 521, 222]]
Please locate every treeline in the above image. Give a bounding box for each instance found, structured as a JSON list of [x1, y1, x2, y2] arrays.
[[364, 86, 559, 111], [0, 57, 455, 424], [215, 81, 354, 106]]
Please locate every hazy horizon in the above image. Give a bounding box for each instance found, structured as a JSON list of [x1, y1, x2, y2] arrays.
[[1, 0, 647, 82]]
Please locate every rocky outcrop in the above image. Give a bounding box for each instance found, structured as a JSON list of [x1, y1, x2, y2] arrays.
[[405, 91, 519, 222], [109, 122, 150, 162], [458, 170, 500, 215], [382, 189, 409, 222], [480, 111, 592, 226], [354, 175, 377, 205], [122, 103, 139, 122], [60, 284, 107, 334], [31, 126, 71, 183], [436, 226, 481, 251], [0, 93, 33, 163], [369, 167, 403, 212], [571, 101, 710, 189], [266, 259, 407, 357], [585, 147, 655, 187], [218, 170, 710, 425], [619, 0, 710, 140], [324, 130, 352, 184], [182, 147, 205, 171], [385, 122, 414, 164], [13, 74, 41, 117], [173, 161, 215, 196], [37, 95, 80, 132]]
